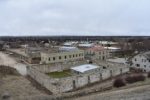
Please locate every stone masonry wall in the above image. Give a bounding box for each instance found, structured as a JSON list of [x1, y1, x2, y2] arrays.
[[27, 63, 129, 94]]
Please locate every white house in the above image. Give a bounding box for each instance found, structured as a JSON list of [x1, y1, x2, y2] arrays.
[[131, 51, 150, 72]]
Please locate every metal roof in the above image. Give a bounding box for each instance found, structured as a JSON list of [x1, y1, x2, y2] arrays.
[[59, 46, 78, 51], [78, 43, 94, 47], [71, 64, 99, 73]]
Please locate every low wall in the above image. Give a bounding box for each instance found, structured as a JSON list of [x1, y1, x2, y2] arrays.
[[27, 66, 60, 93], [27, 64, 129, 94]]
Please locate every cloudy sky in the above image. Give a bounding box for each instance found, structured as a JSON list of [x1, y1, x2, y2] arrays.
[[0, 0, 150, 36]]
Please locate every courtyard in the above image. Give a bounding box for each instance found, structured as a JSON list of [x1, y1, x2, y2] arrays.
[[46, 70, 72, 78]]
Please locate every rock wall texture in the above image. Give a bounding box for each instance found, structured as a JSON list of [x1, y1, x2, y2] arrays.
[[27, 63, 129, 94]]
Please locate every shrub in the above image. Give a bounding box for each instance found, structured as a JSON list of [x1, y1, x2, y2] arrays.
[[125, 74, 146, 84], [125, 76, 135, 83], [135, 75, 146, 81], [113, 78, 126, 88]]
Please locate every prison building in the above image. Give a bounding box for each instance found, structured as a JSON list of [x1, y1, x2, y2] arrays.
[[41, 50, 84, 64]]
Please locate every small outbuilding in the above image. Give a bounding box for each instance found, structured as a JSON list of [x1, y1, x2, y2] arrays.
[[71, 64, 100, 74]]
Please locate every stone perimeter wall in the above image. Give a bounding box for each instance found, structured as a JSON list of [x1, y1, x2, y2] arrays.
[[27, 63, 129, 94]]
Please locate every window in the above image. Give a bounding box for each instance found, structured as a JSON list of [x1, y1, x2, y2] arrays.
[[73, 54, 74, 57], [135, 58, 137, 61], [59, 56, 61, 59], [102, 56, 105, 60], [53, 57, 55, 61], [144, 65, 146, 68], [76, 54, 78, 57], [136, 64, 140, 67], [103, 66, 106, 69], [64, 56, 67, 59], [79, 54, 80, 56], [49, 58, 50, 61]]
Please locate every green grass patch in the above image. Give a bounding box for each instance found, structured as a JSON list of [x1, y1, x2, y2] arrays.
[[46, 70, 72, 78]]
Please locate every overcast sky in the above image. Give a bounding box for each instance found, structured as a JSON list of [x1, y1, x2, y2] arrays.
[[0, 0, 150, 36]]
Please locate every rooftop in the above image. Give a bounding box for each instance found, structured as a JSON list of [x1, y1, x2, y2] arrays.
[[104, 47, 120, 50], [78, 43, 94, 47], [59, 46, 78, 52], [87, 45, 105, 52], [63, 42, 78, 46], [99, 41, 118, 45], [71, 64, 99, 73]]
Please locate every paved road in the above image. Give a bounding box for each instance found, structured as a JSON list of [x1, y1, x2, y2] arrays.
[[0, 52, 27, 75]]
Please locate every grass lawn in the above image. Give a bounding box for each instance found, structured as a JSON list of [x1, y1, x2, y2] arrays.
[[46, 70, 72, 78]]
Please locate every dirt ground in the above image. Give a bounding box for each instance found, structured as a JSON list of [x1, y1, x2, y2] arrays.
[[0, 51, 27, 75], [0, 75, 48, 100], [72, 84, 150, 100], [0, 51, 48, 100]]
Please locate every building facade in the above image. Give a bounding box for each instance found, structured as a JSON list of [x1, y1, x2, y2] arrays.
[[41, 50, 84, 64], [85, 45, 110, 60], [131, 51, 150, 72]]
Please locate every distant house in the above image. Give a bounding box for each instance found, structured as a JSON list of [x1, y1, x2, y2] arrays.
[[131, 51, 150, 72], [85, 45, 110, 60]]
